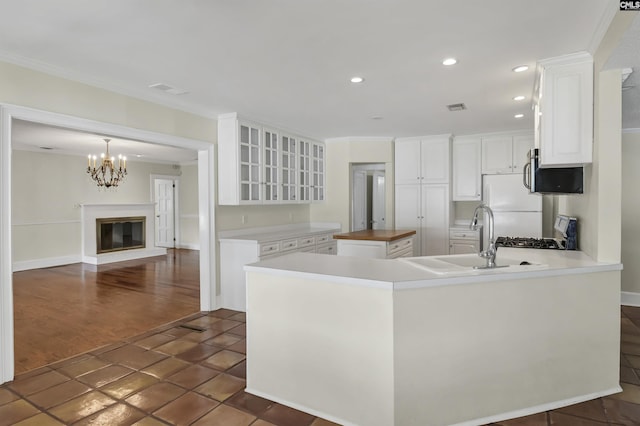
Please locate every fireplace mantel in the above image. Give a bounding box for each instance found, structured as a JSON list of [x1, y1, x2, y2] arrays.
[[80, 203, 166, 265]]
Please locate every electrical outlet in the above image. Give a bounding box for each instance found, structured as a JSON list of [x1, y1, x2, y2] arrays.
[[242, 215, 248, 224]]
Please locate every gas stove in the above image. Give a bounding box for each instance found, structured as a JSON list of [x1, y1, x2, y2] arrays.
[[495, 236, 565, 250]]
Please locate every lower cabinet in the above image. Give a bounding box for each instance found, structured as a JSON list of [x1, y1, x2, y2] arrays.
[[395, 184, 449, 256], [219, 225, 340, 311], [448, 228, 481, 255], [336, 236, 414, 259]]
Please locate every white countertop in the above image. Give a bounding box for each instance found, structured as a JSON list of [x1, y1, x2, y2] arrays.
[[244, 248, 622, 290], [218, 222, 341, 243]]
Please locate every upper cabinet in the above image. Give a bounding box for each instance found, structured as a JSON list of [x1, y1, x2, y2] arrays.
[[535, 51, 593, 166], [394, 135, 451, 185], [452, 136, 481, 201], [481, 132, 534, 174], [218, 113, 326, 205]]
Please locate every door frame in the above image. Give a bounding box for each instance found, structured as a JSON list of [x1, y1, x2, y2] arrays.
[[350, 163, 386, 231], [0, 103, 217, 384], [151, 174, 181, 248]]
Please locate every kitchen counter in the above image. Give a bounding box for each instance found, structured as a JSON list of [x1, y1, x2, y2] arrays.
[[332, 229, 416, 242], [244, 250, 622, 426]]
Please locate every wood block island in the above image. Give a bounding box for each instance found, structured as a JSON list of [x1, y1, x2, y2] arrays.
[[244, 249, 622, 426]]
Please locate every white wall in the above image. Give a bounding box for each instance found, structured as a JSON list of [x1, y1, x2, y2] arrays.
[[622, 131, 640, 295], [11, 149, 179, 265], [310, 138, 394, 231], [178, 163, 200, 249]]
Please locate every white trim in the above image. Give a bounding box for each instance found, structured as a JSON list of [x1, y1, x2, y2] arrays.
[[83, 248, 167, 265], [0, 103, 217, 384], [247, 385, 621, 426], [150, 174, 182, 249], [622, 127, 640, 134], [12, 219, 80, 226], [622, 291, 640, 307], [13, 255, 81, 272], [587, 0, 619, 55], [325, 136, 394, 144], [177, 243, 200, 250]]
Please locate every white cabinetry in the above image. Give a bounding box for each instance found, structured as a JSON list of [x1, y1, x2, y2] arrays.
[[452, 137, 481, 201], [481, 132, 534, 174], [218, 113, 326, 205], [535, 51, 593, 166], [219, 223, 341, 311], [449, 228, 481, 255], [394, 135, 451, 256], [336, 235, 414, 259], [395, 136, 450, 185]]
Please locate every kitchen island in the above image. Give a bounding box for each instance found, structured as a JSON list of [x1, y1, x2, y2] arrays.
[[333, 229, 416, 258], [244, 249, 622, 426]]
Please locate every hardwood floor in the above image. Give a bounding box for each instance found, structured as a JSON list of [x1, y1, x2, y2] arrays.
[[12, 249, 200, 374]]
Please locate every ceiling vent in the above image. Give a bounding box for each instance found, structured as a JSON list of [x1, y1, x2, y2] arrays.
[[148, 83, 189, 95], [447, 103, 467, 111]]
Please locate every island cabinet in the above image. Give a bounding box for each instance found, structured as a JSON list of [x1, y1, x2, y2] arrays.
[[394, 135, 451, 256], [217, 113, 326, 205], [218, 223, 340, 311], [333, 229, 415, 259], [452, 136, 481, 201], [481, 131, 534, 175], [535, 51, 593, 166]]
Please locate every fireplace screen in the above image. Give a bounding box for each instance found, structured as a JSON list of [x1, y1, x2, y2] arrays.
[[96, 216, 145, 254]]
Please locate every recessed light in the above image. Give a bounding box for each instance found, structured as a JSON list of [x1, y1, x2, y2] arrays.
[[442, 58, 457, 66], [514, 113, 524, 119], [350, 76, 364, 83], [513, 95, 526, 101], [512, 65, 529, 73]]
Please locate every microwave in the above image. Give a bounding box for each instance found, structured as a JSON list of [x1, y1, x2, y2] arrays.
[[523, 149, 583, 194]]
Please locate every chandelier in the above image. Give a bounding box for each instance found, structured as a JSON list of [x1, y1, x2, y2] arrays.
[[86, 138, 127, 188]]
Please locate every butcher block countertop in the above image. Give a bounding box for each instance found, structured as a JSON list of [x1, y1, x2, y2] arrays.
[[333, 229, 416, 242]]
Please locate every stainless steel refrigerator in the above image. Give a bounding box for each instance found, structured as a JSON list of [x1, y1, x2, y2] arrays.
[[482, 174, 543, 241]]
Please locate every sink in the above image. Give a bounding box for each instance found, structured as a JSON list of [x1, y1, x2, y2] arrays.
[[399, 254, 546, 275]]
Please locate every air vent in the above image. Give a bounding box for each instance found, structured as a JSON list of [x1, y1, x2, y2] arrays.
[[148, 83, 189, 95], [447, 103, 467, 111], [39, 146, 54, 150]]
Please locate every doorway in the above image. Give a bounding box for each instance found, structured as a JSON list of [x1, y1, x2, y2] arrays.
[[153, 176, 179, 248], [0, 104, 217, 383], [351, 163, 386, 231]]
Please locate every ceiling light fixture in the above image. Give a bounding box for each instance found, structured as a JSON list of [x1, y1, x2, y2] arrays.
[[86, 138, 127, 189], [514, 113, 524, 119], [513, 95, 526, 101], [512, 65, 529, 73], [442, 58, 457, 66], [350, 76, 364, 83]]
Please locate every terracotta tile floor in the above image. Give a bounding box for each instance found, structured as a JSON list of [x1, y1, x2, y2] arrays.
[[1, 307, 640, 425]]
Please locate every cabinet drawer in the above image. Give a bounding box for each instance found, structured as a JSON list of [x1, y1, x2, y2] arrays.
[[260, 242, 280, 256], [387, 237, 413, 256], [316, 242, 337, 255], [298, 236, 316, 248], [387, 245, 413, 259], [449, 229, 479, 240], [315, 233, 332, 244], [280, 238, 299, 252]]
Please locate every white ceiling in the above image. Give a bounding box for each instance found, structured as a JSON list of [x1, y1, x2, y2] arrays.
[[0, 0, 635, 158]]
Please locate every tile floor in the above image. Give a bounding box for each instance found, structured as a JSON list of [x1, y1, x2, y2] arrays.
[[1, 307, 640, 425]]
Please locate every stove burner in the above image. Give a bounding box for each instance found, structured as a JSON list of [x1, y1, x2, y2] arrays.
[[495, 236, 563, 250]]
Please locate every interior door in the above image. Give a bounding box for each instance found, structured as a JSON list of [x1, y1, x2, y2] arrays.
[[352, 170, 367, 231], [154, 178, 175, 248], [371, 171, 385, 230]]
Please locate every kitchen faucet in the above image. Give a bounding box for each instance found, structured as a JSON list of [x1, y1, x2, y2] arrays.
[[470, 204, 498, 269]]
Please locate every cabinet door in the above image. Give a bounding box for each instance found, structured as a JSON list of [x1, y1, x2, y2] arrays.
[[481, 135, 513, 174], [239, 123, 262, 203], [394, 184, 422, 256], [512, 133, 534, 172], [298, 139, 311, 202], [263, 129, 280, 203], [452, 138, 481, 201], [421, 138, 450, 184], [394, 140, 422, 185], [449, 241, 477, 255], [311, 142, 325, 202], [539, 54, 593, 166], [422, 184, 449, 256], [281, 135, 298, 202]]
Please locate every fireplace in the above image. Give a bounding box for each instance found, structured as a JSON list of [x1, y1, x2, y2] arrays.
[[96, 216, 145, 254]]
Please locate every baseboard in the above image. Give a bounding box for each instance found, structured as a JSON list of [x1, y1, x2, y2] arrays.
[[621, 291, 640, 307], [176, 243, 200, 250], [82, 248, 167, 265], [12, 255, 82, 272]]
